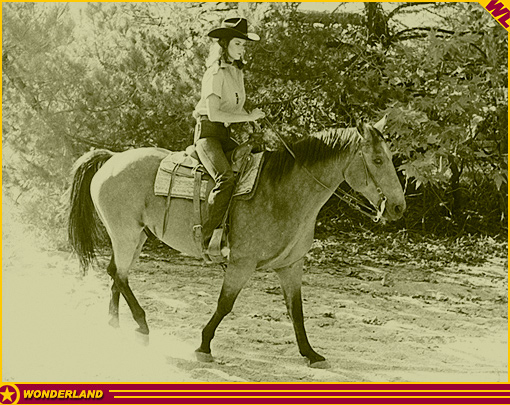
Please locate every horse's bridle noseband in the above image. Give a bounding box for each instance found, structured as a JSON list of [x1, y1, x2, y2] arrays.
[[357, 151, 387, 223]]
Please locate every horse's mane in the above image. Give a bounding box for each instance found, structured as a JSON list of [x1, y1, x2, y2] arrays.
[[263, 127, 362, 182]]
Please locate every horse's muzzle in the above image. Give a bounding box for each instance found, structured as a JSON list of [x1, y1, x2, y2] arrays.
[[385, 200, 406, 221]]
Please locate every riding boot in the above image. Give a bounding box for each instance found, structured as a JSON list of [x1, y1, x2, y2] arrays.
[[196, 137, 236, 262]]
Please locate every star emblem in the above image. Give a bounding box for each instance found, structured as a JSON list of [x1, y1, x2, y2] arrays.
[[0, 385, 19, 405], [0, 389, 14, 403]]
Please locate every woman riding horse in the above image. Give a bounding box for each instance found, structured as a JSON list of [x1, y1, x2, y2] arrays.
[[68, 116, 405, 368], [194, 17, 265, 258]]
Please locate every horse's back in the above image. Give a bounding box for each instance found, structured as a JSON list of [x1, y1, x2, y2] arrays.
[[90, 147, 168, 228], [99, 147, 168, 174], [92, 147, 167, 191]]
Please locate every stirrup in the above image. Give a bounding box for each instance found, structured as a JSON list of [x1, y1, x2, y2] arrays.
[[204, 228, 229, 264]]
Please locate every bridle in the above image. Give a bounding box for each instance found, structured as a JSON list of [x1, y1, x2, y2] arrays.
[[356, 150, 387, 223], [263, 119, 388, 223]]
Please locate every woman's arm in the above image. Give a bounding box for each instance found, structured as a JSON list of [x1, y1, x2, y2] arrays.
[[206, 95, 264, 123]]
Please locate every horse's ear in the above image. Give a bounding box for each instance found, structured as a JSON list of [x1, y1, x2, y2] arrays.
[[356, 119, 365, 136], [373, 114, 387, 133]]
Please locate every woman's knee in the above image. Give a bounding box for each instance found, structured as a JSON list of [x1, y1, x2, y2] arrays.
[[217, 170, 235, 187]]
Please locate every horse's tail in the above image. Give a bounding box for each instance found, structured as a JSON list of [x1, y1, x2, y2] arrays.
[[68, 149, 114, 271]]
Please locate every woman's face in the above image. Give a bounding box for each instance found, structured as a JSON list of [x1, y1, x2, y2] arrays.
[[227, 37, 247, 61]]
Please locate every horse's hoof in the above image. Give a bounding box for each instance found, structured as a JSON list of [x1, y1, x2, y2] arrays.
[[195, 350, 214, 363], [108, 318, 120, 329], [310, 360, 331, 369], [135, 330, 150, 346]]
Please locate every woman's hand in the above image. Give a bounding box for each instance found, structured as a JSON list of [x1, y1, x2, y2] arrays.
[[249, 108, 265, 121]]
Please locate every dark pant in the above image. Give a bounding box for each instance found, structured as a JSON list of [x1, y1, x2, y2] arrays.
[[195, 120, 238, 243]]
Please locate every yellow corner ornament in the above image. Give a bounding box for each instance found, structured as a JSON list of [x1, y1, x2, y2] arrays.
[[484, 0, 510, 29], [0, 384, 20, 405]]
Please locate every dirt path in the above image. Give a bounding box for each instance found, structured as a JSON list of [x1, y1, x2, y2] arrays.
[[3, 205, 507, 382]]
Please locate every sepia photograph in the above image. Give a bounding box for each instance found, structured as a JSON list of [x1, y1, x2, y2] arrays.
[[2, 1, 508, 385]]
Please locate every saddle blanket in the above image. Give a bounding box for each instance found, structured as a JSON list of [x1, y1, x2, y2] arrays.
[[154, 151, 264, 200]]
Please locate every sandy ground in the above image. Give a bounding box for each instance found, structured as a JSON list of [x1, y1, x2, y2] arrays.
[[2, 203, 508, 383]]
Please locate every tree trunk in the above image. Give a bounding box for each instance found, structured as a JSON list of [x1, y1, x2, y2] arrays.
[[364, 2, 389, 46], [448, 155, 464, 223]]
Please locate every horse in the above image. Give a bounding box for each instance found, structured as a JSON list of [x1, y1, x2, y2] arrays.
[[68, 116, 405, 368]]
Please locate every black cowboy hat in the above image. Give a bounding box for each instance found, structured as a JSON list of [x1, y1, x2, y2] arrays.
[[207, 17, 260, 41]]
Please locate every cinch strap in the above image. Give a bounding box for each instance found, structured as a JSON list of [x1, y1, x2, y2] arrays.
[[192, 167, 204, 252], [163, 163, 181, 235]]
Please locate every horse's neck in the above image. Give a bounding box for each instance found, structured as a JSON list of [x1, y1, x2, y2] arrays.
[[280, 153, 349, 213], [307, 155, 348, 191]]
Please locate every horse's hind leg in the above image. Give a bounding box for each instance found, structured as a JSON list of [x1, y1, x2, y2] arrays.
[[109, 230, 149, 336], [107, 256, 121, 328], [276, 259, 329, 369]]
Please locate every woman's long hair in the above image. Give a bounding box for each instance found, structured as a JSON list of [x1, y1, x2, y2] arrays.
[[206, 37, 245, 70]]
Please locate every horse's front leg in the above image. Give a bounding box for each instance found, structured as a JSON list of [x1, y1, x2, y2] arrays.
[[276, 259, 330, 368], [195, 260, 255, 363]]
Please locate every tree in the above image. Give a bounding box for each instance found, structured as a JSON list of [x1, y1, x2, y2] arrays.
[[250, 2, 507, 235], [379, 3, 508, 234], [3, 2, 507, 243], [3, 3, 81, 243]]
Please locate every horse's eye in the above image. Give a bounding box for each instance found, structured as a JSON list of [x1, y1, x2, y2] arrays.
[[374, 158, 383, 165]]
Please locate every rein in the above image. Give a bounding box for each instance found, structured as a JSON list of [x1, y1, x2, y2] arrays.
[[262, 119, 387, 223]]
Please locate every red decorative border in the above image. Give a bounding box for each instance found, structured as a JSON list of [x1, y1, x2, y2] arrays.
[[2, 3, 509, 405], [5, 384, 508, 404]]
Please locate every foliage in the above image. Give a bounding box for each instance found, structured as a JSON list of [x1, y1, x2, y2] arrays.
[[248, 2, 507, 236], [3, 3, 78, 246], [379, 4, 508, 235], [2, 2, 507, 246]]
